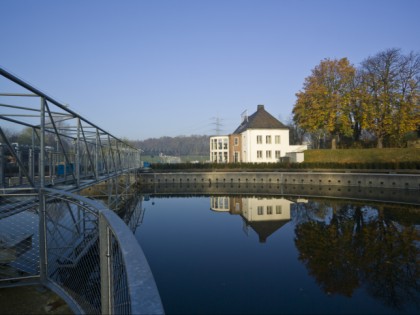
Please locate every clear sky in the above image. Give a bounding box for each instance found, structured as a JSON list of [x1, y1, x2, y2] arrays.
[[1, 0, 419, 140]]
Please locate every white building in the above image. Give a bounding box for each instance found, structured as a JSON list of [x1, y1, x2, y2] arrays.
[[210, 105, 307, 163], [210, 195, 294, 243], [209, 136, 229, 163]]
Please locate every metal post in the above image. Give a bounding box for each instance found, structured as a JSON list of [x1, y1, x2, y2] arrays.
[[40, 98, 45, 189], [96, 129, 99, 178], [39, 191, 48, 283], [76, 118, 80, 187], [17, 147, 22, 185], [39, 97, 47, 279], [31, 127, 36, 181], [0, 145, 4, 187], [29, 148, 33, 182], [49, 151, 53, 185], [99, 214, 113, 314]]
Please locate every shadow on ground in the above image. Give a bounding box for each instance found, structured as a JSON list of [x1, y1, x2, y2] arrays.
[[0, 286, 72, 314]]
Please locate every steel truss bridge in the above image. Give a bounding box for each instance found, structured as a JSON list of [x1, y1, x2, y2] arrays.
[[0, 67, 164, 314]]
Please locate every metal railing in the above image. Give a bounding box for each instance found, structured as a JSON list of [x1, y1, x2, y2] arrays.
[[0, 187, 164, 314], [0, 67, 163, 313], [0, 66, 142, 190]]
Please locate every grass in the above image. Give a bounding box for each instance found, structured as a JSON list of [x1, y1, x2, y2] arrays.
[[304, 148, 420, 163], [141, 155, 208, 163]]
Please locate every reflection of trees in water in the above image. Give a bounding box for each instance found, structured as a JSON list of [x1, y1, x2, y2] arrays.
[[294, 201, 420, 311]]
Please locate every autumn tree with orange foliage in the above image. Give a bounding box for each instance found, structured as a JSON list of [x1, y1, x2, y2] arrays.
[[293, 58, 358, 149], [293, 49, 419, 148]]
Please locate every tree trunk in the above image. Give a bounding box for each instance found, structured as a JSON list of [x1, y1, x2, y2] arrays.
[[377, 136, 383, 148], [353, 122, 361, 142], [331, 136, 337, 150]]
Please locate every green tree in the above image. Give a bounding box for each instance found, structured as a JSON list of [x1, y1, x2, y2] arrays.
[[293, 58, 357, 149], [359, 49, 420, 148], [16, 127, 35, 145]]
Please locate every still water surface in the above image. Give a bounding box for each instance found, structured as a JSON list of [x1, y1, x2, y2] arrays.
[[135, 194, 420, 314]]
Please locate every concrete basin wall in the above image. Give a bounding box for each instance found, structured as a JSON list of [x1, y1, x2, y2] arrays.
[[138, 171, 420, 190]]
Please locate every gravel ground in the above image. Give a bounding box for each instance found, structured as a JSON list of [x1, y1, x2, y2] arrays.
[[0, 286, 73, 314]]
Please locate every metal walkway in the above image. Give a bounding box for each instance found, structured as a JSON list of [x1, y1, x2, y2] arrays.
[[0, 67, 164, 314], [0, 67, 141, 192]]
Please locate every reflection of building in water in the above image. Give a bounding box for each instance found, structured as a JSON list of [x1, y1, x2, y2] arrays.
[[210, 196, 294, 243], [210, 196, 230, 212]]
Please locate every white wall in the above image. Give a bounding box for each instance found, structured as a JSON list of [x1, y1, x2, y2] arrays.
[[241, 197, 292, 222], [241, 129, 291, 163]]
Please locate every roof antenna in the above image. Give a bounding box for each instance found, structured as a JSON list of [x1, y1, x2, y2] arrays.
[[241, 109, 248, 123]]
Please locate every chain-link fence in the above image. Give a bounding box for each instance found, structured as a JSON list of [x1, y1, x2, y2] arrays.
[[0, 188, 164, 314], [0, 191, 40, 284]]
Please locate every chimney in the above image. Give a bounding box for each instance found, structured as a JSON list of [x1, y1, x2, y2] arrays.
[[257, 104, 264, 111]]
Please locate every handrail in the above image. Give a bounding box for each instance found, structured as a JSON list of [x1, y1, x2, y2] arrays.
[[39, 188, 164, 314], [99, 210, 164, 314]]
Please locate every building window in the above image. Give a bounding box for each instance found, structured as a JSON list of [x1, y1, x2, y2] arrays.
[[257, 206, 263, 215], [257, 135, 262, 144], [257, 150, 263, 158], [234, 137, 239, 146], [276, 205, 282, 214], [275, 150, 281, 159], [223, 139, 228, 150], [266, 135, 271, 144], [275, 135, 281, 144], [267, 206, 273, 215], [266, 150, 272, 158], [234, 152, 240, 163]]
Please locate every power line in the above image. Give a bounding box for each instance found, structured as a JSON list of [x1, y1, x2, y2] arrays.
[[211, 116, 224, 135]]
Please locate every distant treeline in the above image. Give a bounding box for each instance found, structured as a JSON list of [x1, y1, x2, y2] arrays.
[[131, 135, 210, 156]]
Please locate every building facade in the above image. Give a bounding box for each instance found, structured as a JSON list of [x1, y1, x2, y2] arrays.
[[210, 136, 229, 163], [210, 196, 294, 243], [210, 105, 307, 163]]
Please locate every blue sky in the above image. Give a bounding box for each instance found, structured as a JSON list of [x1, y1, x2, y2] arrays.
[[1, 0, 419, 140]]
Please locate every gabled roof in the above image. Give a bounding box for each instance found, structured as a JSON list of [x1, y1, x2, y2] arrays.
[[246, 219, 290, 243], [233, 105, 288, 134]]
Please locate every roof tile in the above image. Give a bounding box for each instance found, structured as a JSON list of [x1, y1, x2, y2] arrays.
[[233, 105, 288, 134]]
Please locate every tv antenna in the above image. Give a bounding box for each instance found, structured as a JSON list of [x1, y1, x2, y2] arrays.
[[241, 109, 248, 123]]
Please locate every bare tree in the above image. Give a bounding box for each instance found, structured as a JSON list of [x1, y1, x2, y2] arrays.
[[359, 48, 420, 148]]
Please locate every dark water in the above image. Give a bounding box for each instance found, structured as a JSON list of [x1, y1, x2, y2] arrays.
[[135, 195, 420, 314]]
